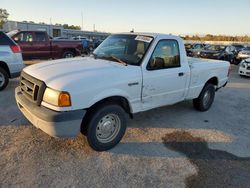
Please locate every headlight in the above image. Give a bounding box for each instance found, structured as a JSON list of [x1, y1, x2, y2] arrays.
[[43, 88, 71, 107], [240, 61, 246, 68]]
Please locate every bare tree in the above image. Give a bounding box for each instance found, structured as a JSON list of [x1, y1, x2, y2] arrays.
[[0, 8, 9, 29]]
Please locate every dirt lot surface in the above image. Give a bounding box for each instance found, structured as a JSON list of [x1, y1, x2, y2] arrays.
[[0, 64, 250, 188]]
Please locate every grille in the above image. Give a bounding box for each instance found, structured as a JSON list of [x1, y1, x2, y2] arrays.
[[20, 71, 46, 105]]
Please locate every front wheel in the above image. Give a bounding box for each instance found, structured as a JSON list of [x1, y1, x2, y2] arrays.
[[86, 104, 127, 151], [193, 83, 215, 112], [62, 51, 75, 58]]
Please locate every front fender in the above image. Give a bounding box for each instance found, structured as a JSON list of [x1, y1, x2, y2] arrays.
[[87, 88, 132, 108]]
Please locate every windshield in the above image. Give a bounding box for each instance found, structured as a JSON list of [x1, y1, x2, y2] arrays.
[[205, 45, 226, 51], [93, 34, 153, 66]]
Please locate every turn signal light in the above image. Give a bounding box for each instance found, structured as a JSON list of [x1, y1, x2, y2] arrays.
[[58, 92, 71, 107]]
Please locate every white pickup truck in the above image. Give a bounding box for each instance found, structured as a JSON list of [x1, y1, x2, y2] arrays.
[[15, 33, 230, 151]]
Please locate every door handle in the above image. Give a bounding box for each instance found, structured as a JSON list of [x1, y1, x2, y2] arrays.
[[178, 72, 184, 77]]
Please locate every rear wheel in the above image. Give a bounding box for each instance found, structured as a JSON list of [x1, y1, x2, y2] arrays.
[[0, 68, 9, 91], [86, 104, 127, 151], [63, 51, 75, 58], [193, 83, 215, 112]]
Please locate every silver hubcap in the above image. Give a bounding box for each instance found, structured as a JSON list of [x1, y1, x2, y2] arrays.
[[96, 114, 121, 143], [65, 53, 73, 58], [0, 72, 5, 87], [203, 90, 211, 107]]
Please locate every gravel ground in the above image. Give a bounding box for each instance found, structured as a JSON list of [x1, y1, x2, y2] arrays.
[[0, 65, 250, 188]]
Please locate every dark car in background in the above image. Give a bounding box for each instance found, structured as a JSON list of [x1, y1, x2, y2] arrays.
[[198, 45, 237, 63], [9, 31, 83, 60], [232, 44, 245, 53], [186, 43, 206, 57]]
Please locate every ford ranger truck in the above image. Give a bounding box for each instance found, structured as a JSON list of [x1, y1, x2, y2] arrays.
[[9, 31, 83, 60], [15, 33, 230, 151]]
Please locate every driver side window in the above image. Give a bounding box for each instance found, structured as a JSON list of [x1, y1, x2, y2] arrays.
[[148, 40, 180, 70]]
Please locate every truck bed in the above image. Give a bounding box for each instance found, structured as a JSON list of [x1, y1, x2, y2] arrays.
[[186, 57, 229, 100]]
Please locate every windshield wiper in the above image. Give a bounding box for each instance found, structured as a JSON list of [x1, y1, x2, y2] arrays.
[[109, 56, 127, 66], [96, 55, 127, 66]]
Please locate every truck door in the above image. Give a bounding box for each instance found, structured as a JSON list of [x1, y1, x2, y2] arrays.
[[142, 39, 189, 110], [13, 31, 34, 60], [33, 32, 51, 59]]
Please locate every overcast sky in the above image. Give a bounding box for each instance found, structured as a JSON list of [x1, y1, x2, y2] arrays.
[[1, 0, 250, 35]]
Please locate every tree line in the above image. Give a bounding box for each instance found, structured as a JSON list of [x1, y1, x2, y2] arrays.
[[183, 34, 250, 42]]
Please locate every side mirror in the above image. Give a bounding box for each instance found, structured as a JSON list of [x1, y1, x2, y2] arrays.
[[149, 57, 165, 70]]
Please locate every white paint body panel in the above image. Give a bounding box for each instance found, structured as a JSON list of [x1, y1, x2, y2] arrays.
[[0, 46, 24, 75], [23, 33, 230, 113]]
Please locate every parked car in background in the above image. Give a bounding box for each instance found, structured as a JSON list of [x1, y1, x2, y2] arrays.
[[232, 44, 245, 53], [53, 37, 70, 40], [15, 32, 230, 151], [238, 58, 250, 77], [0, 31, 24, 90], [72, 36, 92, 55], [198, 45, 237, 63], [236, 47, 250, 64], [184, 43, 193, 50], [186, 43, 206, 57], [8, 31, 83, 60], [190, 44, 210, 57]]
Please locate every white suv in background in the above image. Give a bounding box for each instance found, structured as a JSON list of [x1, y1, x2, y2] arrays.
[[0, 31, 24, 90]]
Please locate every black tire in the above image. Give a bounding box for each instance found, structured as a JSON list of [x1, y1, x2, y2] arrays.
[[0, 67, 9, 91], [86, 104, 127, 151], [193, 83, 215, 112], [62, 51, 75, 58]]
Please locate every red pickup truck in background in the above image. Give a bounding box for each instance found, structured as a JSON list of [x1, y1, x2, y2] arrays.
[[9, 31, 83, 60]]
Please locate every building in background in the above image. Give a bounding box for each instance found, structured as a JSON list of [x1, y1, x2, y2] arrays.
[[3, 20, 110, 40]]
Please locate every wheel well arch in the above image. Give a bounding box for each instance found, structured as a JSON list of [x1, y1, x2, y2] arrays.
[[205, 77, 218, 87], [63, 48, 76, 55], [0, 61, 10, 77], [80, 96, 132, 135], [88, 96, 132, 116]]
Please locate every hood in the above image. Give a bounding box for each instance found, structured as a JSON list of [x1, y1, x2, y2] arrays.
[[244, 58, 250, 63], [23, 57, 140, 90]]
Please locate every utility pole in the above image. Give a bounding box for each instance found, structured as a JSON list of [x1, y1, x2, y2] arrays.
[[93, 24, 95, 32], [81, 11, 83, 30], [49, 17, 52, 37]]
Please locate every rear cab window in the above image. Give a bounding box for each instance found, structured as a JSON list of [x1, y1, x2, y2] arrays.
[[34, 32, 47, 42]]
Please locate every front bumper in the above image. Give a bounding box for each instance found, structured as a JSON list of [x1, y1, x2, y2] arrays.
[[239, 67, 250, 77], [15, 87, 86, 138]]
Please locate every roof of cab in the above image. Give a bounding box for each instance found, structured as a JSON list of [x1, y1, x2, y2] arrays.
[[115, 32, 180, 40]]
